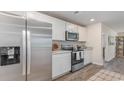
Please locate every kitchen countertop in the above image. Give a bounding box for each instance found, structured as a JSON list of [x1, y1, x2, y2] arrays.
[[74, 47, 93, 51], [52, 50, 72, 55], [83, 47, 93, 50], [52, 47, 93, 55]]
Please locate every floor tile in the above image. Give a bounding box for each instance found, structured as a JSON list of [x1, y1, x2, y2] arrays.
[[56, 58, 124, 81], [95, 77, 103, 81], [114, 73, 121, 78]]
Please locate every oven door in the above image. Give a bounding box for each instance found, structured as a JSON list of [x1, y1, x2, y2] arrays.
[[66, 31, 79, 41], [71, 52, 84, 65]]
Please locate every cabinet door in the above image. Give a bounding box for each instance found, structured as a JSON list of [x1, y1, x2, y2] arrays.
[[52, 53, 71, 78], [78, 26, 87, 41], [52, 54, 63, 78], [84, 50, 92, 65], [61, 53, 71, 74], [73, 24, 78, 33], [66, 22, 73, 32], [52, 18, 66, 40], [0, 12, 26, 81], [66, 22, 78, 33], [28, 12, 66, 41]]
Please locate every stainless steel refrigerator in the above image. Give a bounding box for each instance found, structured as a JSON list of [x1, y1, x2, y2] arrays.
[[0, 11, 52, 81]]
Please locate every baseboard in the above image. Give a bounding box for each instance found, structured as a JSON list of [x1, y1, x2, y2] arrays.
[[52, 71, 71, 80]]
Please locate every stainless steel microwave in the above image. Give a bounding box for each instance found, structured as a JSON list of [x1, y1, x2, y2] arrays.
[[65, 31, 79, 41]]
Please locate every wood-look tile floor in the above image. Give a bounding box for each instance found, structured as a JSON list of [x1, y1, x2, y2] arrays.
[[88, 69, 124, 81], [55, 58, 124, 81], [104, 58, 124, 74], [55, 64, 103, 81]]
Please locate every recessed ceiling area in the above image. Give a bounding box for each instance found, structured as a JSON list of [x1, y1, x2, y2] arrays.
[[41, 11, 124, 32]]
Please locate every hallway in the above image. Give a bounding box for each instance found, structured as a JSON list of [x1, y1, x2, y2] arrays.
[[55, 58, 124, 81], [104, 58, 124, 75]]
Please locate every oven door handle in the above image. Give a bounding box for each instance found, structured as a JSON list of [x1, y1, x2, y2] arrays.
[[75, 52, 81, 60]]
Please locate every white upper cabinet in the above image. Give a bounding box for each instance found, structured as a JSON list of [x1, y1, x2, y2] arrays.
[[52, 18, 66, 40], [30, 12, 66, 40], [66, 22, 78, 33], [78, 26, 87, 41], [31, 12, 88, 41]]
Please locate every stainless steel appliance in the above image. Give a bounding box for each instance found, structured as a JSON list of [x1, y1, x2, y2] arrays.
[[0, 11, 52, 81], [71, 50, 84, 72], [61, 45, 84, 72], [65, 31, 79, 41], [26, 12, 52, 81]]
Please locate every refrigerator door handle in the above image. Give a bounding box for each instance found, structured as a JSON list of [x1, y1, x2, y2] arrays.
[[22, 30, 26, 75], [27, 30, 31, 75]]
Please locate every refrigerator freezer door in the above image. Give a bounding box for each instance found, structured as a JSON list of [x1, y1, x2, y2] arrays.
[[27, 13, 52, 81], [0, 12, 26, 81]]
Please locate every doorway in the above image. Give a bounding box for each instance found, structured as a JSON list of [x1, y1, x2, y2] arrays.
[[116, 36, 124, 58]]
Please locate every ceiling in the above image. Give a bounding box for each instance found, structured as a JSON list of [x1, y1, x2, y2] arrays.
[[41, 11, 124, 32]]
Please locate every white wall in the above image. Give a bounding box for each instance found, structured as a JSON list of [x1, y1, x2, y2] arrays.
[[102, 24, 117, 62], [86, 23, 104, 65]]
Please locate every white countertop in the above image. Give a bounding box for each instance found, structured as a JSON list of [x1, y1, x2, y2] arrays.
[[52, 50, 72, 55], [52, 47, 92, 55], [83, 47, 93, 50]]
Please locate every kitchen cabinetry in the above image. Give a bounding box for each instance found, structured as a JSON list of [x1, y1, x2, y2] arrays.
[[52, 18, 66, 40], [78, 26, 87, 41], [31, 12, 66, 40], [52, 52, 71, 79], [66, 22, 78, 33], [84, 49, 92, 65], [34, 12, 89, 41]]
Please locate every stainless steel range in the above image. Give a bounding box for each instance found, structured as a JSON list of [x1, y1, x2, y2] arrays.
[[61, 45, 84, 72], [71, 50, 84, 72]]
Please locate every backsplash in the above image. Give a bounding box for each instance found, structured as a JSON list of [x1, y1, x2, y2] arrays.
[[52, 40, 86, 50]]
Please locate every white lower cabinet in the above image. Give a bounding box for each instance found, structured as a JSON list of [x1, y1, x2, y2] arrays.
[[84, 49, 92, 65], [52, 52, 71, 79]]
